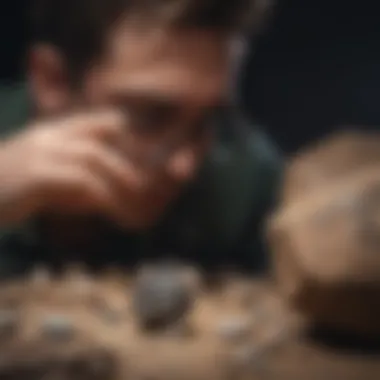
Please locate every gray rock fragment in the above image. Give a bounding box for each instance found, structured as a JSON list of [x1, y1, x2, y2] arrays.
[[132, 263, 194, 331], [42, 315, 75, 341]]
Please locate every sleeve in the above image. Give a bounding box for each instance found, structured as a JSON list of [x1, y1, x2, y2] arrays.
[[230, 129, 284, 273], [0, 225, 39, 280]]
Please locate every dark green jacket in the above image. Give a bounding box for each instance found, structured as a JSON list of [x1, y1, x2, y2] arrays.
[[0, 84, 283, 277]]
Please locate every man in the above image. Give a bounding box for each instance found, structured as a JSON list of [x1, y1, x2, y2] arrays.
[[0, 0, 281, 277]]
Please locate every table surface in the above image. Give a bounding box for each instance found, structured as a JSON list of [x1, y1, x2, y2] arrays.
[[0, 271, 379, 380]]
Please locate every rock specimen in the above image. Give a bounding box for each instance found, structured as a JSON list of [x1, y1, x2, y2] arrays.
[[268, 131, 380, 336]]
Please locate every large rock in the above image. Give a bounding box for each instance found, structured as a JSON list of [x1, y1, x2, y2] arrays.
[[270, 130, 380, 336], [281, 130, 380, 204], [268, 166, 380, 336]]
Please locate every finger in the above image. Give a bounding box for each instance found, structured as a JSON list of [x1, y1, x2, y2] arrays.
[[62, 141, 148, 192], [42, 165, 128, 221], [42, 165, 111, 210], [69, 109, 129, 143], [30, 108, 128, 143], [62, 166, 137, 227]]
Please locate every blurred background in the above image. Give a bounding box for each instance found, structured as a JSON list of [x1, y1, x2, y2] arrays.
[[0, 0, 379, 155]]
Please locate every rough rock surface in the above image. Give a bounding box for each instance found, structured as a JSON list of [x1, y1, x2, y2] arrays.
[[281, 130, 380, 204]]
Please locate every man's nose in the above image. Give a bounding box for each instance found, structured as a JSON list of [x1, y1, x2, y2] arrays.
[[166, 147, 199, 182]]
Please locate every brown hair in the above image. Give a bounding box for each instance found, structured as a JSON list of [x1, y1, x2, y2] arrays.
[[31, 0, 272, 77]]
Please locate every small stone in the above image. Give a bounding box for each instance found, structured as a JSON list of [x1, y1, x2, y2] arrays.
[[30, 266, 51, 285], [0, 310, 17, 338], [132, 263, 193, 331], [234, 344, 261, 363], [93, 299, 127, 325], [231, 343, 268, 375], [216, 317, 251, 342], [42, 315, 75, 341]]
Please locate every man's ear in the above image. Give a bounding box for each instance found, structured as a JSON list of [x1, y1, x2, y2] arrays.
[[27, 44, 72, 115]]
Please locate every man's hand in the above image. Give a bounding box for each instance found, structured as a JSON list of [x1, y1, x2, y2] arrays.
[[0, 110, 146, 227]]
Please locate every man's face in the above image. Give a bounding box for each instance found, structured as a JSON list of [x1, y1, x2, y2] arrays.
[[32, 23, 231, 229]]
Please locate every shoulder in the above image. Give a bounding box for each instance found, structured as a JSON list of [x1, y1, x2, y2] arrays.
[[192, 113, 283, 249], [203, 114, 283, 211]]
